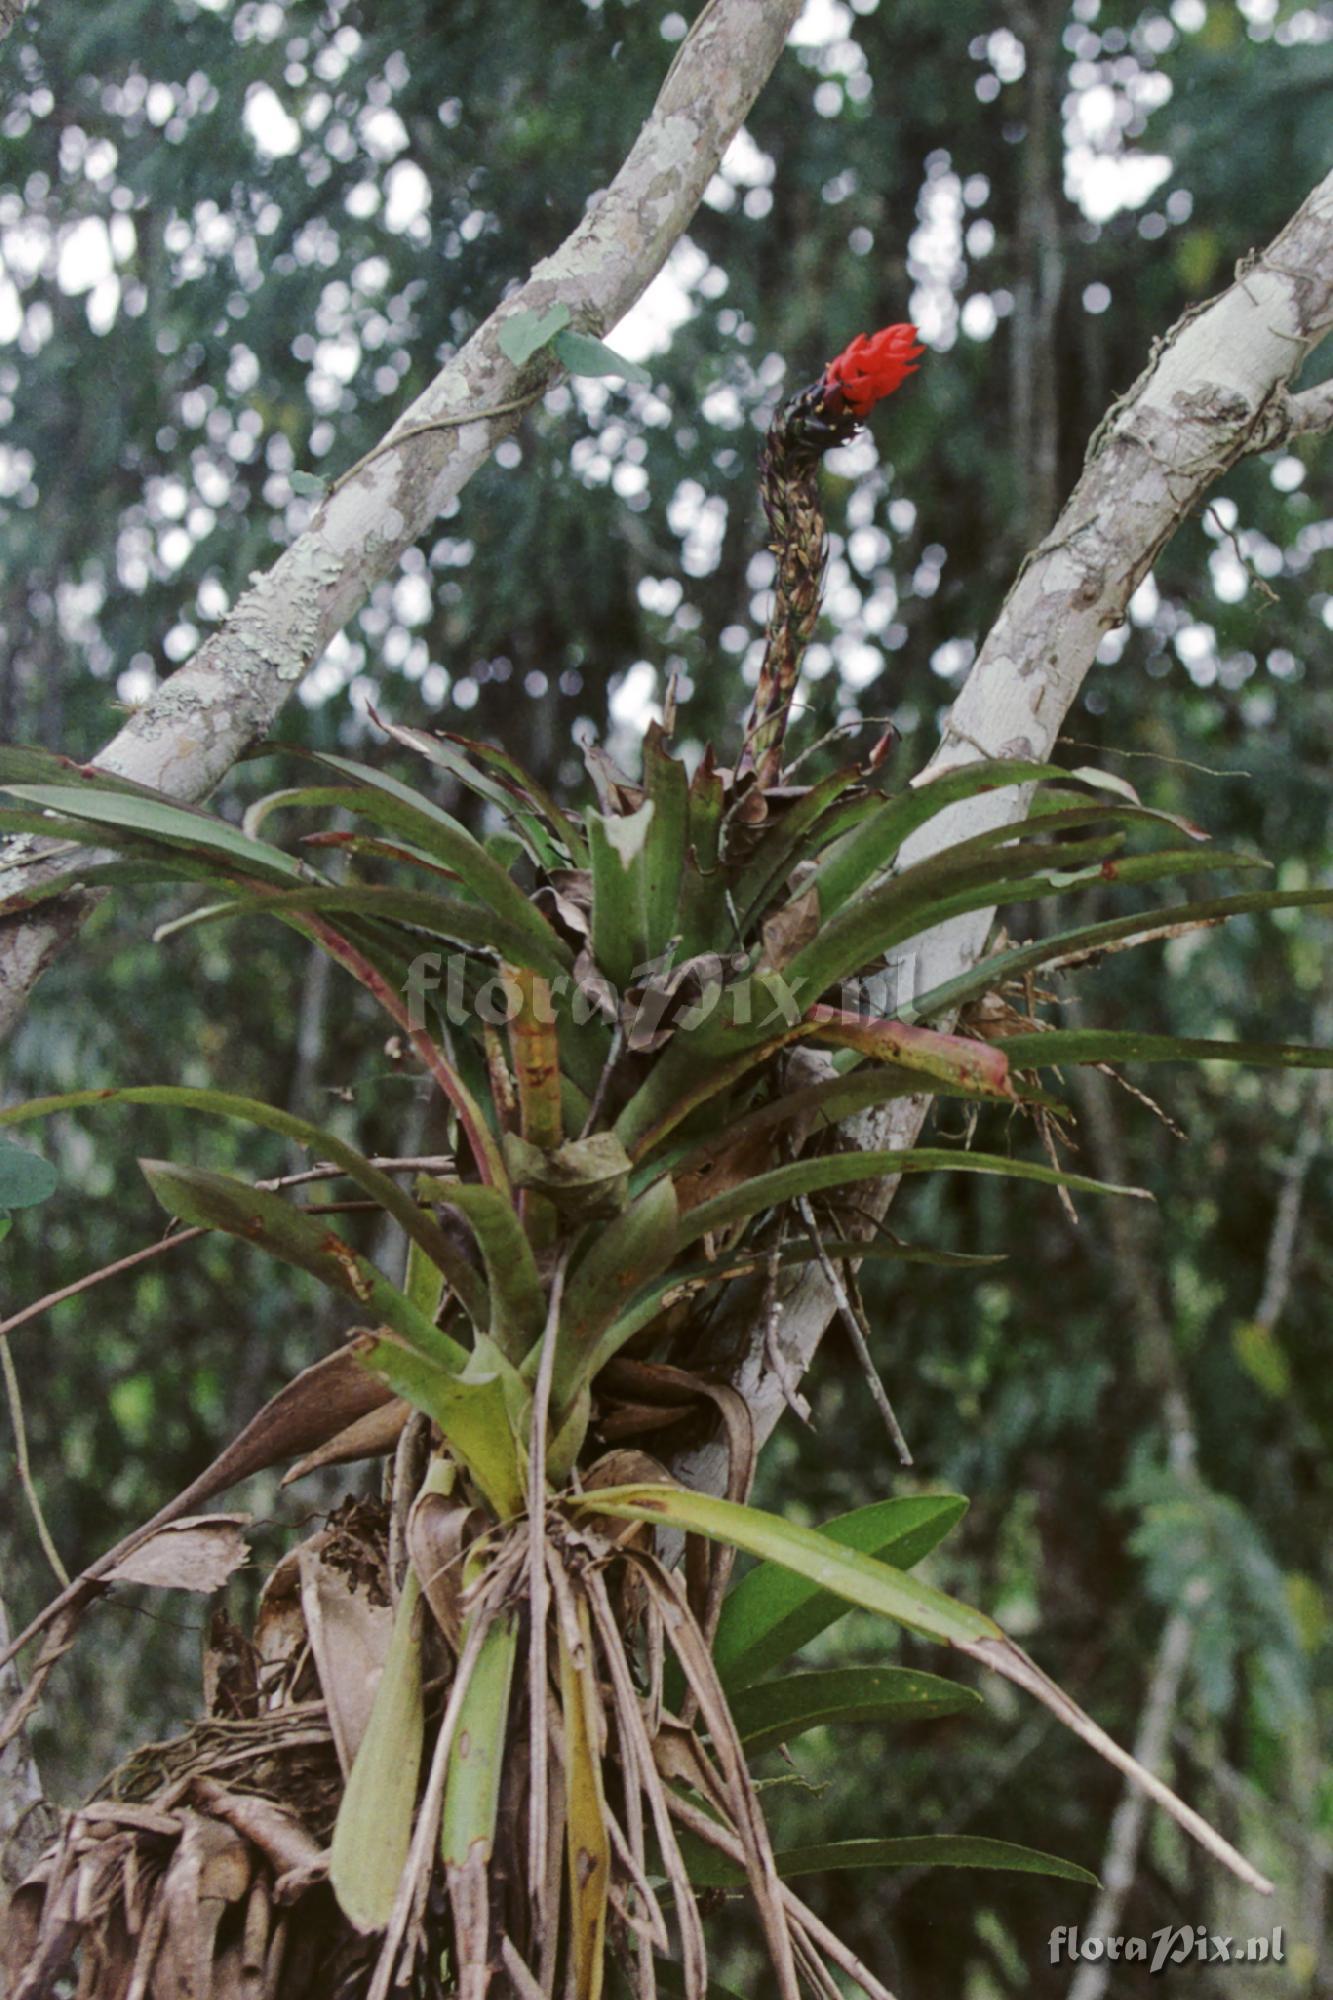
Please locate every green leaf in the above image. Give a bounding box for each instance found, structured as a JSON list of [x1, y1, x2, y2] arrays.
[[557, 1593, 611, 1993], [711, 1494, 968, 1690], [351, 1330, 523, 1518], [674, 751, 727, 959], [289, 469, 327, 496], [807, 759, 1084, 913], [441, 1608, 520, 1866], [989, 1028, 1333, 1073], [0, 782, 308, 883], [497, 301, 572, 366], [131, 1166, 524, 1507], [426, 730, 588, 866], [154, 882, 570, 980], [243, 762, 571, 968], [0, 745, 221, 799], [586, 1238, 1007, 1363], [734, 762, 876, 928], [640, 723, 690, 958], [678, 1833, 1098, 1891], [586, 803, 652, 988], [138, 1161, 460, 1358], [405, 1229, 446, 1322], [732, 1665, 981, 1757], [661, 1063, 1015, 1189], [575, 1486, 998, 1647], [330, 1570, 426, 1931], [0, 1085, 487, 1334], [553, 326, 650, 385], [674, 1147, 1148, 1253], [418, 1177, 545, 1364], [0, 854, 226, 919], [549, 1176, 679, 1408], [0, 1139, 58, 1210], [782, 829, 1260, 1016], [906, 884, 1333, 1023]]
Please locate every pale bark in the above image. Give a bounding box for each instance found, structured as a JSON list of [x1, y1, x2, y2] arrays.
[[676, 167, 1333, 1498], [1063, 1601, 1199, 2000], [0, 1590, 56, 1989], [1007, 0, 1066, 545], [0, 0, 805, 1035]]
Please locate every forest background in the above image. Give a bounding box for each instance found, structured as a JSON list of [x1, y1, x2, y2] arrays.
[[0, 0, 1331, 1993]]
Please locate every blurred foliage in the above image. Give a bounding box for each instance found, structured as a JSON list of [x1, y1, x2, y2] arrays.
[[1, 0, 1332, 1992]]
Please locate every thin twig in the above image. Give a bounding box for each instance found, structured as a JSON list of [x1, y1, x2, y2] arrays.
[[579, 1023, 625, 1138], [1, 1334, 69, 1586], [1253, 1065, 1332, 1333], [0, 1227, 207, 1348], [633, 1552, 801, 2000], [499, 1937, 548, 2000], [797, 1195, 912, 1464], [0, 1156, 452, 1351], [0, 1610, 79, 1757]]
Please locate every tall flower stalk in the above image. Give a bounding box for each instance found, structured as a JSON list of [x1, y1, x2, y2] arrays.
[[745, 323, 923, 788]]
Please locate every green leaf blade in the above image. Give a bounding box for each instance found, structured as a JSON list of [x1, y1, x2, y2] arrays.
[[733, 1665, 981, 1757], [575, 1485, 998, 1648], [330, 1575, 426, 1932], [711, 1493, 969, 1689]]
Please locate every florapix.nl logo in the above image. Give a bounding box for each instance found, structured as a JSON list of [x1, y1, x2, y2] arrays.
[[1050, 1925, 1286, 1974]]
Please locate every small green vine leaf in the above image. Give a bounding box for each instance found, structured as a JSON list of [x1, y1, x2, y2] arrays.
[[290, 470, 328, 498], [0, 1139, 58, 1209], [497, 302, 573, 366], [553, 328, 650, 386]]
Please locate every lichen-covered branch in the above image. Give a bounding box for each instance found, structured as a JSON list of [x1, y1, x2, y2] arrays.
[[0, 0, 805, 1039], [677, 167, 1333, 1495], [0, 1590, 56, 1988], [1249, 370, 1333, 449]]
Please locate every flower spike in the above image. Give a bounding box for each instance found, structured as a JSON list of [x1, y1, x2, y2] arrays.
[[741, 320, 924, 787]]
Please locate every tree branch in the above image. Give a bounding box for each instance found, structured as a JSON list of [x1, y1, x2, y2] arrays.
[[677, 167, 1333, 1495], [1244, 371, 1333, 451], [1064, 1600, 1201, 2000], [0, 0, 806, 1037], [0, 1589, 57, 1982]]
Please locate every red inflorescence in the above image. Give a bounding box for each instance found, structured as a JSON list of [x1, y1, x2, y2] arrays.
[[822, 323, 924, 418]]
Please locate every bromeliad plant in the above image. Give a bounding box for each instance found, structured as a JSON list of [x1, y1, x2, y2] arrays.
[[5, 330, 1333, 2000]]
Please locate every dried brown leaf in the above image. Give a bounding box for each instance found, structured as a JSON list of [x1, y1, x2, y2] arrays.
[[281, 1399, 409, 1487], [296, 1544, 393, 1779], [758, 882, 821, 974], [403, 1492, 485, 1654], [1, 1350, 395, 1675], [107, 1518, 251, 1595]]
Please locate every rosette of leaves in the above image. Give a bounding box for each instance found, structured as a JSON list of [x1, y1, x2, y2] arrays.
[[4, 722, 1333, 2000]]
